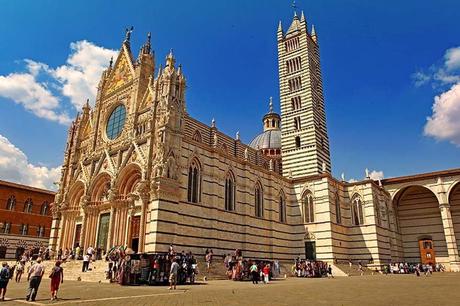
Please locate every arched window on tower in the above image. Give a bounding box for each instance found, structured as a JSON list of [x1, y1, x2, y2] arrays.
[[352, 195, 364, 226], [225, 172, 236, 211], [255, 183, 264, 218], [295, 136, 301, 148], [40, 201, 49, 215], [187, 159, 201, 203], [335, 193, 342, 224], [6, 195, 16, 210], [24, 198, 33, 213], [302, 192, 314, 223], [279, 193, 287, 223]]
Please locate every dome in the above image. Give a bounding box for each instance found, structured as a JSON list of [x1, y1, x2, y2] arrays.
[[249, 129, 282, 150]]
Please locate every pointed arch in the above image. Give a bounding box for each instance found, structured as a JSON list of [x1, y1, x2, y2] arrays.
[[373, 195, 381, 226], [335, 192, 342, 224], [40, 201, 50, 216], [90, 172, 112, 202], [117, 163, 142, 196], [6, 195, 16, 210], [68, 181, 85, 209], [224, 170, 236, 211], [192, 130, 202, 143], [279, 190, 287, 223], [302, 190, 314, 223], [254, 181, 264, 218], [187, 158, 201, 203], [351, 194, 364, 226], [23, 198, 33, 213]]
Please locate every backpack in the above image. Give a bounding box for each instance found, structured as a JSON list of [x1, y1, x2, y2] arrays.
[[0, 267, 9, 280]]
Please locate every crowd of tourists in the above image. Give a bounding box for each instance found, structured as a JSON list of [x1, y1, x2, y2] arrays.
[[105, 244, 199, 288], [383, 262, 445, 276], [0, 255, 64, 302], [292, 258, 332, 278], [222, 249, 282, 283]]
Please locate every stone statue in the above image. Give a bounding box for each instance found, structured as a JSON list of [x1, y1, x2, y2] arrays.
[[213, 133, 218, 147], [244, 148, 248, 160], [236, 131, 240, 141], [341, 173, 345, 181], [365, 168, 370, 179], [124, 26, 134, 42], [269, 159, 274, 171]]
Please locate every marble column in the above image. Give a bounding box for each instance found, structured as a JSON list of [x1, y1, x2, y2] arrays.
[[439, 202, 460, 271], [106, 205, 116, 250]]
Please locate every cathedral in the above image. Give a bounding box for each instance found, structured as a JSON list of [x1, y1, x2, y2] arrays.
[[50, 13, 460, 271]]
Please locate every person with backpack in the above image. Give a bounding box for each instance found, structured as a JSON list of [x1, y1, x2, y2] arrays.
[[0, 262, 11, 301], [49, 261, 64, 301], [26, 257, 45, 302]]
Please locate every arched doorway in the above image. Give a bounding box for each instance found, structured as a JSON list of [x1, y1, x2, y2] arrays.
[[395, 186, 447, 264], [117, 164, 142, 252], [449, 182, 460, 254]]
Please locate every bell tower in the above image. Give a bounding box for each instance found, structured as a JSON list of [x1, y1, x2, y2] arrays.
[[278, 12, 331, 178]]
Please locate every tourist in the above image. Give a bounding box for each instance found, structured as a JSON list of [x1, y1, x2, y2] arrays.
[[358, 261, 364, 276], [49, 261, 64, 300], [82, 254, 90, 272], [26, 257, 45, 302], [75, 245, 81, 260], [168, 258, 180, 290], [0, 262, 10, 301], [86, 245, 95, 260], [262, 264, 270, 284], [205, 250, 213, 272], [250, 262, 259, 284], [327, 265, 334, 278], [15, 259, 25, 282]]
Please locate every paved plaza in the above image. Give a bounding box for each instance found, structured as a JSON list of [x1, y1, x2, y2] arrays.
[[2, 273, 460, 306]]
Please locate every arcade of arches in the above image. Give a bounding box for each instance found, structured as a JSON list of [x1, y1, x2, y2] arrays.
[[385, 173, 460, 271], [56, 164, 146, 253]]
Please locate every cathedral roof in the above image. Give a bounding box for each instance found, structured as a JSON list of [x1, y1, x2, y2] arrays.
[[249, 129, 281, 150]]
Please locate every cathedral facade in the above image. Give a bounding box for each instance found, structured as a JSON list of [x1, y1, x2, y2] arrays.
[[50, 13, 460, 271]]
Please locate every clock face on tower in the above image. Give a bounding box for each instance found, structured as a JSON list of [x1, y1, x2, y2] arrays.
[[106, 104, 126, 140]]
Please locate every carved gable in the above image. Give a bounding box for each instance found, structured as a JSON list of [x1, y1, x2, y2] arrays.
[[105, 49, 135, 95]]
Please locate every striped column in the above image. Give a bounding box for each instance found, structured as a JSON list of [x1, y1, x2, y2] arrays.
[[439, 202, 460, 271]]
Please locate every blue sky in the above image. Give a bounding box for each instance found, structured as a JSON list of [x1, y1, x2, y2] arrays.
[[0, 0, 459, 189]]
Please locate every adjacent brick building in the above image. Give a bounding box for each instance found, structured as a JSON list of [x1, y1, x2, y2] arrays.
[[0, 179, 55, 259]]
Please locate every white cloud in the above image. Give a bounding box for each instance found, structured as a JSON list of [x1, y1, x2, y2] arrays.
[[0, 134, 60, 190], [424, 83, 460, 146], [445, 46, 460, 71], [369, 170, 384, 181], [412, 71, 431, 87], [416, 46, 460, 146], [0, 40, 117, 124], [53, 40, 118, 109], [0, 71, 71, 124]]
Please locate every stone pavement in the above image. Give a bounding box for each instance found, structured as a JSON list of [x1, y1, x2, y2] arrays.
[[3, 273, 460, 306]]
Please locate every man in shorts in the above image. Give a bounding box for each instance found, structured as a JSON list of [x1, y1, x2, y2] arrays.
[[168, 259, 180, 290]]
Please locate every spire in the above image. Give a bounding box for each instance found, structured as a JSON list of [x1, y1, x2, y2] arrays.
[[166, 48, 176, 68], [142, 32, 151, 54], [311, 24, 318, 43], [269, 96, 273, 113], [82, 99, 90, 114], [293, 10, 299, 20], [300, 10, 305, 22], [278, 20, 283, 32]]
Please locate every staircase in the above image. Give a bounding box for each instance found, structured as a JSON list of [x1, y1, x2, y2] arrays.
[[196, 260, 229, 281], [332, 263, 379, 277], [6, 259, 109, 283]]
